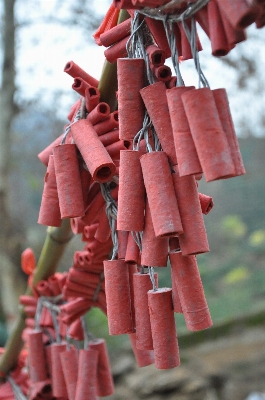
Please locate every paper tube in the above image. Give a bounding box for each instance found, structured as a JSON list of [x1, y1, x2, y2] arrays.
[[148, 288, 180, 369], [117, 150, 146, 231], [117, 58, 145, 141], [166, 85, 202, 177], [104, 259, 134, 335], [140, 151, 183, 237], [71, 119, 116, 183], [169, 251, 212, 331], [53, 144, 85, 218]]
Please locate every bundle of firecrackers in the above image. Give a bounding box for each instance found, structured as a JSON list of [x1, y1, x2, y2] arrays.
[[2, 0, 264, 398]]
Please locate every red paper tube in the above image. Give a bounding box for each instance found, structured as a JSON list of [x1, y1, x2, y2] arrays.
[[64, 60, 99, 87], [85, 86, 100, 113], [71, 119, 116, 183], [166, 86, 202, 177], [24, 306, 37, 318], [104, 259, 134, 334], [140, 82, 177, 165], [25, 318, 35, 329], [199, 193, 214, 215], [53, 144, 85, 218], [70, 217, 85, 234], [83, 223, 99, 239], [19, 295, 37, 307], [87, 181, 101, 204], [117, 58, 145, 141], [208, 1, 231, 56], [74, 250, 91, 266], [68, 268, 102, 288], [65, 280, 97, 297], [60, 297, 92, 316], [145, 17, 171, 58], [99, 129, 120, 147], [35, 280, 53, 297], [86, 236, 113, 255], [89, 339, 114, 397], [38, 155, 62, 227], [60, 347, 78, 400], [133, 273, 158, 350], [146, 44, 166, 67], [172, 166, 209, 255], [140, 151, 183, 237], [45, 344, 53, 378], [28, 330, 48, 382], [39, 308, 54, 328], [178, 20, 203, 61], [86, 102, 110, 125], [94, 210, 111, 243], [141, 200, 169, 267], [128, 333, 155, 367], [57, 272, 68, 290], [255, 5, 265, 28], [100, 18, 131, 47], [212, 88, 246, 176], [166, 76, 177, 89], [219, 9, 246, 45], [125, 233, 140, 264], [170, 267, 183, 314], [68, 98, 82, 122], [118, 230, 129, 259], [153, 65, 172, 82], [148, 288, 180, 369], [28, 381, 52, 400], [215, 0, 259, 29], [61, 306, 91, 324], [79, 154, 92, 207], [51, 343, 68, 398], [181, 87, 235, 182], [113, 0, 141, 9], [128, 263, 138, 331], [169, 251, 212, 331], [106, 139, 128, 159], [195, 5, 210, 37], [38, 134, 64, 166], [68, 318, 84, 341], [104, 35, 129, 63], [117, 150, 145, 231], [75, 349, 98, 400], [72, 77, 90, 97], [21, 247, 35, 275], [93, 111, 119, 136], [47, 275, 61, 296]]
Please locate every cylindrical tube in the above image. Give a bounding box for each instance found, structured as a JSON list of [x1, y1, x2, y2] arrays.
[[140, 151, 183, 237], [208, 1, 230, 56], [117, 150, 146, 231], [181, 87, 235, 182], [104, 259, 134, 335], [118, 58, 145, 141], [72, 77, 90, 97], [171, 165, 209, 255], [64, 60, 99, 87], [214, 0, 259, 29], [71, 119, 116, 183], [93, 111, 119, 136], [128, 333, 155, 367], [141, 200, 169, 267], [60, 347, 78, 400], [85, 86, 100, 113], [104, 35, 129, 64], [140, 82, 177, 165], [125, 233, 140, 264], [148, 288, 180, 369], [86, 102, 110, 125], [38, 155, 62, 227], [198, 192, 214, 215], [75, 349, 98, 400], [169, 251, 212, 331], [51, 343, 68, 398], [212, 88, 246, 176], [53, 144, 85, 218], [89, 339, 115, 397], [28, 330, 48, 383], [145, 18, 171, 58], [100, 18, 131, 47], [166, 86, 202, 177], [133, 273, 158, 350]]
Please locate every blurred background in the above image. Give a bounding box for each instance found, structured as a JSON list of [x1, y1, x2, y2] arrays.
[[0, 0, 265, 399]]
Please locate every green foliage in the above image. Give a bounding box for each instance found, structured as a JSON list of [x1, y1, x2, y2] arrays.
[[220, 215, 247, 240], [223, 266, 249, 284]]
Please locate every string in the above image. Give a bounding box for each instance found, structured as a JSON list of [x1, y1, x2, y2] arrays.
[[61, 97, 87, 144], [81, 316, 95, 350], [163, 17, 184, 86], [7, 376, 27, 400], [100, 182, 118, 260]]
